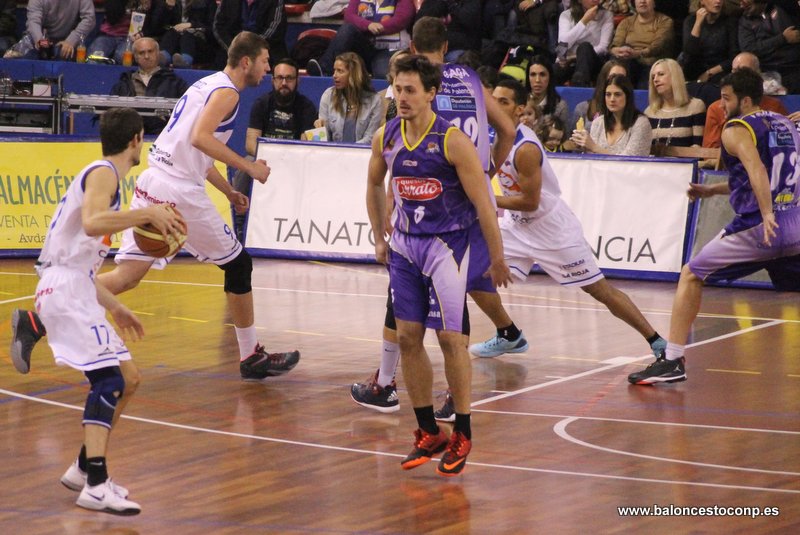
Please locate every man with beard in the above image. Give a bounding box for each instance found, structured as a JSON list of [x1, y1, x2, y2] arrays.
[[629, 68, 800, 385], [11, 32, 300, 388], [232, 59, 317, 236]]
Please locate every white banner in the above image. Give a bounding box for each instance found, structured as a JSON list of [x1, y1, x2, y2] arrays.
[[248, 141, 694, 274]]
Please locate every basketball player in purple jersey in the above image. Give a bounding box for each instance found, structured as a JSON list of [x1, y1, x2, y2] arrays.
[[351, 16, 516, 413], [366, 55, 511, 475], [629, 68, 800, 385]]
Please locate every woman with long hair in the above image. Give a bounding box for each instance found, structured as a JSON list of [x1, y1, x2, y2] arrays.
[[570, 58, 627, 132], [526, 55, 568, 126], [644, 58, 706, 150], [570, 73, 652, 155], [315, 52, 383, 144]]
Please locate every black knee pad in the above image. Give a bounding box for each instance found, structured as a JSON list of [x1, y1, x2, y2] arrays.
[[221, 249, 253, 294], [384, 284, 397, 330], [83, 366, 125, 428]]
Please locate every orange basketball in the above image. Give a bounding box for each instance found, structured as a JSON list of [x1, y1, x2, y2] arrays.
[[133, 206, 187, 258]]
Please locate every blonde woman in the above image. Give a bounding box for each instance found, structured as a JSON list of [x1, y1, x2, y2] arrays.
[[315, 52, 383, 144], [644, 58, 706, 150]]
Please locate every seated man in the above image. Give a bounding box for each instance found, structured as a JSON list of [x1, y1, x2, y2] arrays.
[[109, 37, 189, 135], [738, 0, 800, 94], [213, 0, 288, 67], [4, 0, 95, 60], [306, 0, 415, 79]]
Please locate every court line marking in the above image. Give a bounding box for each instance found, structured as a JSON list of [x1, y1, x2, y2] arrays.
[[0, 387, 796, 495], [3, 273, 800, 324], [471, 320, 785, 407], [553, 417, 800, 477]]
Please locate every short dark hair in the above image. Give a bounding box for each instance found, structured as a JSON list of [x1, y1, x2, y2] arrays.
[[227, 31, 269, 68], [273, 57, 299, 73], [393, 54, 441, 93], [601, 74, 640, 132], [100, 108, 143, 156], [412, 17, 447, 53], [496, 78, 527, 106], [720, 67, 763, 105]]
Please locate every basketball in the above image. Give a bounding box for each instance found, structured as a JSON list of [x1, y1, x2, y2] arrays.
[[133, 206, 187, 258]]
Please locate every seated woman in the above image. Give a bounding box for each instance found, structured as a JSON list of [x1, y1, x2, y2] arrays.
[[644, 58, 706, 152], [315, 52, 383, 144], [527, 56, 569, 126], [570, 74, 652, 156], [570, 58, 627, 132], [554, 0, 615, 87]]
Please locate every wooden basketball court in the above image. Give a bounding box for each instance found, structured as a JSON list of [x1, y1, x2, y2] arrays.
[[1, 257, 798, 533]]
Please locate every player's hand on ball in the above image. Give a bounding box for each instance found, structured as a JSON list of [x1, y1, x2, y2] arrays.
[[228, 190, 249, 214], [485, 259, 512, 288], [249, 159, 271, 184], [111, 304, 144, 341], [148, 205, 186, 240]]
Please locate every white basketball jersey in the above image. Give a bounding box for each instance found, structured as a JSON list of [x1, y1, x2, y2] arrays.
[[496, 124, 562, 221], [37, 160, 119, 278], [148, 71, 239, 186]]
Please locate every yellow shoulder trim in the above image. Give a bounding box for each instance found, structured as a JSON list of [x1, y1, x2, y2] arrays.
[[725, 118, 756, 146]]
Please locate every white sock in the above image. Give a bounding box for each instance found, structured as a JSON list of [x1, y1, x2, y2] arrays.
[[665, 342, 684, 361], [377, 339, 400, 387], [235, 325, 258, 360]]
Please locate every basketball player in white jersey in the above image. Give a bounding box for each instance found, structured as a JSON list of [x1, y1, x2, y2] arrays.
[[32, 108, 184, 515], [428, 79, 667, 417], [11, 32, 300, 383]]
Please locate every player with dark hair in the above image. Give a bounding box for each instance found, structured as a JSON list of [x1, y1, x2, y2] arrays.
[[10, 32, 299, 382], [366, 54, 511, 476], [27, 108, 183, 514], [629, 68, 800, 385]]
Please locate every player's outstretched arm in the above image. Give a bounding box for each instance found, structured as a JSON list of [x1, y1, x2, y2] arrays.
[[81, 167, 185, 239], [721, 124, 778, 245], [448, 129, 512, 288], [366, 127, 390, 264], [496, 142, 542, 212]]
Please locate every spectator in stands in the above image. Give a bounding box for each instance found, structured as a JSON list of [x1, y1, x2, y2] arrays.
[[527, 55, 569, 126], [415, 0, 483, 61], [0, 0, 17, 56], [213, 0, 288, 68], [738, 0, 800, 95], [484, 0, 518, 42], [314, 52, 383, 144], [601, 0, 633, 16], [483, 0, 562, 69], [610, 0, 674, 88], [702, 52, 788, 148], [681, 0, 739, 106], [538, 115, 576, 152], [158, 0, 218, 68], [571, 74, 652, 155], [4, 0, 95, 60], [380, 48, 411, 124], [570, 58, 627, 131], [554, 0, 615, 87], [521, 93, 543, 130], [109, 37, 189, 134], [645, 58, 706, 152], [145, 0, 183, 43], [306, 0, 414, 79], [89, 1, 156, 64]]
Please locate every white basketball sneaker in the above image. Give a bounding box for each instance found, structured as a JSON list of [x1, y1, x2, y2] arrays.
[[76, 480, 140, 515], [62, 461, 128, 498]]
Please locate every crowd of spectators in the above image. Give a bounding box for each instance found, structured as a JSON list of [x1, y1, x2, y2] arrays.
[[1, 0, 798, 154]]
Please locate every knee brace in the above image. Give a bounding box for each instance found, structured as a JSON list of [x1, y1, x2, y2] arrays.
[[384, 285, 397, 330], [83, 366, 125, 429], [221, 249, 253, 294]]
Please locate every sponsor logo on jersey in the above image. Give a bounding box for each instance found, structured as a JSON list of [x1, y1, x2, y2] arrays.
[[402, 160, 418, 167], [425, 142, 440, 154], [395, 177, 443, 201]]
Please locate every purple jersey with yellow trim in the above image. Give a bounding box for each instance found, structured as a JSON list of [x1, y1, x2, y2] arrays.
[[721, 110, 800, 231], [383, 114, 476, 235], [434, 62, 492, 173]]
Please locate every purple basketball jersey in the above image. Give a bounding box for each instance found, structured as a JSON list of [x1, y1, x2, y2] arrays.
[[382, 114, 477, 235], [721, 111, 800, 232], [433, 63, 492, 173]]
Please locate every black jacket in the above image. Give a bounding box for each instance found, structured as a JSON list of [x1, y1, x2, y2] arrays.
[[213, 0, 287, 62], [110, 68, 189, 134]]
